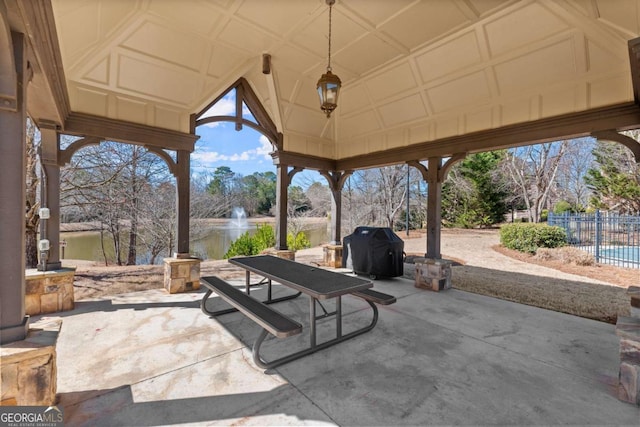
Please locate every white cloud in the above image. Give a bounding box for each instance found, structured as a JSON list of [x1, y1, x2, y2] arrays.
[[192, 135, 273, 167], [257, 135, 274, 159], [200, 97, 235, 118], [198, 97, 235, 128], [198, 93, 253, 128]]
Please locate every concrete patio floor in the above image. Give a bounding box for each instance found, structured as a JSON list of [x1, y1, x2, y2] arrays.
[[46, 272, 639, 426]]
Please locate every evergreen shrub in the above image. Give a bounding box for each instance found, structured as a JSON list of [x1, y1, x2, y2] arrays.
[[553, 200, 572, 214], [287, 232, 311, 251], [500, 223, 567, 254], [224, 224, 311, 257], [224, 223, 275, 258]]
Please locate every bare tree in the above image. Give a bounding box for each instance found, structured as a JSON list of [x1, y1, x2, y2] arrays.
[[61, 141, 171, 265], [342, 166, 408, 231], [25, 119, 40, 268], [137, 181, 175, 263], [552, 138, 594, 211], [377, 165, 408, 228], [305, 181, 331, 217], [503, 141, 569, 222]]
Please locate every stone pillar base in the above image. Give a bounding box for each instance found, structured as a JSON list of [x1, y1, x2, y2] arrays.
[[630, 286, 640, 318], [261, 248, 295, 260], [615, 316, 640, 405], [1, 317, 61, 406], [323, 244, 343, 268], [615, 286, 640, 406], [163, 257, 201, 294], [25, 268, 75, 315], [414, 258, 452, 291]]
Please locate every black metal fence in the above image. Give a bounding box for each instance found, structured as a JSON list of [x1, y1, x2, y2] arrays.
[[548, 211, 640, 269]]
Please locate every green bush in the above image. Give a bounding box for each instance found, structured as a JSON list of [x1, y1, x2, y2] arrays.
[[500, 223, 567, 254], [553, 200, 572, 214], [540, 209, 548, 222], [252, 223, 276, 251], [224, 224, 312, 258], [287, 231, 311, 251], [224, 223, 275, 258]]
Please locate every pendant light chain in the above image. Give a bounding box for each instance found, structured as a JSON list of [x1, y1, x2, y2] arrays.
[[317, 0, 341, 118], [327, 2, 333, 71]]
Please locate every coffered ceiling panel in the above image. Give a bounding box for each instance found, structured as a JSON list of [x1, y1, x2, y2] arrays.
[[427, 71, 491, 113], [415, 31, 483, 84], [379, 1, 472, 50], [494, 39, 577, 94], [46, 0, 640, 162], [468, 0, 513, 17], [146, 0, 223, 36], [216, 19, 279, 54], [484, 2, 569, 56], [378, 94, 427, 127], [333, 33, 402, 75], [123, 21, 207, 71], [366, 62, 416, 103], [340, 83, 370, 113], [596, 0, 640, 36], [207, 44, 247, 78], [116, 54, 200, 104], [235, 0, 318, 36]]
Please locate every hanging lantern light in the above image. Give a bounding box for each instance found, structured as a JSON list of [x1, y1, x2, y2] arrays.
[[317, 0, 341, 118]]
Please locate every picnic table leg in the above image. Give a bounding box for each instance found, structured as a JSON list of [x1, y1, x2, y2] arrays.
[[336, 296, 342, 338], [251, 299, 380, 370], [310, 297, 317, 348]]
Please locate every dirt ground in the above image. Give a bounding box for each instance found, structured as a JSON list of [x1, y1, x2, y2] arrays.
[[66, 228, 639, 324]]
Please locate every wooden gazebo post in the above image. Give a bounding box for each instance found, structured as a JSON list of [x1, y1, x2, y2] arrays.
[[38, 120, 63, 270], [0, 30, 28, 344], [408, 155, 465, 291]]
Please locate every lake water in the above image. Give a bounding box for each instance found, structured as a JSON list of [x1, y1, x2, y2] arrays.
[[60, 221, 329, 264]]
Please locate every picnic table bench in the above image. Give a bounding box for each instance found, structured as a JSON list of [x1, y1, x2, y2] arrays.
[[200, 276, 302, 338], [201, 255, 396, 369]]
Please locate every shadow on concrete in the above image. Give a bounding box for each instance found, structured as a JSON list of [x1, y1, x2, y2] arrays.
[[58, 383, 331, 427]]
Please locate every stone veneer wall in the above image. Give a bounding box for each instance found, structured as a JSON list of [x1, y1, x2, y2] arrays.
[[323, 245, 343, 268], [163, 258, 201, 294], [24, 268, 75, 315], [414, 258, 452, 292], [261, 248, 295, 260], [615, 286, 640, 406], [1, 318, 61, 406]]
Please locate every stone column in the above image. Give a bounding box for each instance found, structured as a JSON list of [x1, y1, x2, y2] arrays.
[[615, 286, 640, 406], [0, 31, 29, 344], [163, 257, 200, 294], [1, 317, 61, 405], [414, 258, 453, 292], [38, 121, 62, 270]]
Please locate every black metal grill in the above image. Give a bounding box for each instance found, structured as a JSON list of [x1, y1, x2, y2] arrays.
[[342, 227, 404, 279]]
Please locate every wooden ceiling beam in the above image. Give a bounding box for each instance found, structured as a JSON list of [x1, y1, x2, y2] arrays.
[[336, 102, 640, 171], [64, 112, 199, 152]]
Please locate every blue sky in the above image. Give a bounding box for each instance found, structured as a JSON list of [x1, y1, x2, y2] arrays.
[[191, 93, 319, 187], [193, 123, 274, 176], [192, 94, 274, 177]]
